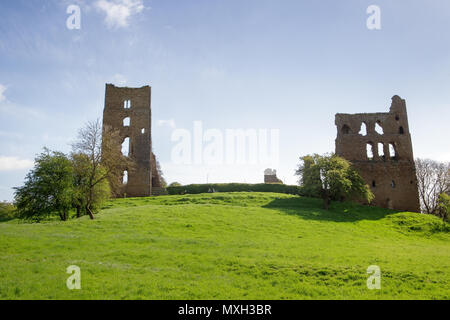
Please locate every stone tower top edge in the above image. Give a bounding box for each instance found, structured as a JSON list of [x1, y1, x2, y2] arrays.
[[105, 83, 151, 90]]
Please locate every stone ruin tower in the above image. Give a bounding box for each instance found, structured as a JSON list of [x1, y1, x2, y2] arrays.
[[102, 84, 165, 197], [335, 95, 420, 212], [264, 168, 283, 184]]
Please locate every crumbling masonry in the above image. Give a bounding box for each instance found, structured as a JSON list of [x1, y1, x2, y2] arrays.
[[102, 84, 165, 197], [335, 95, 421, 212]]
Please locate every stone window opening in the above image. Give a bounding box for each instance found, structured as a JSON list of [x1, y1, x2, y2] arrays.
[[366, 142, 374, 160], [395, 115, 400, 121], [123, 170, 128, 185], [375, 121, 384, 135], [359, 122, 367, 136], [399, 126, 404, 134], [124, 100, 131, 109], [389, 143, 397, 159], [123, 117, 130, 127], [391, 180, 396, 188], [141, 128, 146, 134], [378, 142, 385, 160], [372, 180, 376, 188], [122, 137, 130, 157], [342, 124, 350, 134]]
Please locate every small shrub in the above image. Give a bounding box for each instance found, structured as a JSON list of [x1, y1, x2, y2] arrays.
[[0, 202, 17, 221]]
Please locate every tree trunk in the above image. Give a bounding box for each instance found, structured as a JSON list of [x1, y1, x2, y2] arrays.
[[323, 198, 330, 210], [86, 205, 95, 220], [322, 190, 330, 210], [76, 206, 81, 218]]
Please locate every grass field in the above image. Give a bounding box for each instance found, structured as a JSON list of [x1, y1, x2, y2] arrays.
[[0, 192, 449, 300]]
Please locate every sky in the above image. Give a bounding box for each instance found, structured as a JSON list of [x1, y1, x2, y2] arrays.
[[1, 0, 450, 201]]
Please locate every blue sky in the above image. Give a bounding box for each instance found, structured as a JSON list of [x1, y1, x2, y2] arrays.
[[1, 0, 450, 201]]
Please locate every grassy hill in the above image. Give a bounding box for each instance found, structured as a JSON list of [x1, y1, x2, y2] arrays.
[[0, 192, 448, 300]]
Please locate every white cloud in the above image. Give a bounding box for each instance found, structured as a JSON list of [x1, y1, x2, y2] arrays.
[[95, 0, 145, 28], [0, 84, 6, 102], [0, 157, 34, 172]]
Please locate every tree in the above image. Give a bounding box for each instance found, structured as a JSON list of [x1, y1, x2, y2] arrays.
[[156, 160, 167, 188], [71, 152, 110, 218], [415, 158, 450, 216], [169, 182, 182, 187], [295, 153, 374, 210], [14, 149, 74, 221], [437, 193, 450, 222], [71, 119, 134, 219], [0, 201, 16, 222]]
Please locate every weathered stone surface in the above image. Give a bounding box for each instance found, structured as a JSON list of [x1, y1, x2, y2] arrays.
[[102, 84, 164, 197], [335, 95, 420, 212], [264, 168, 283, 184]]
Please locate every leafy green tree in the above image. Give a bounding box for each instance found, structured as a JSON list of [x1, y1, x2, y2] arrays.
[[71, 120, 128, 219], [14, 149, 74, 221], [296, 153, 374, 209], [0, 201, 16, 222], [71, 153, 110, 218], [437, 193, 450, 221], [169, 182, 182, 187]]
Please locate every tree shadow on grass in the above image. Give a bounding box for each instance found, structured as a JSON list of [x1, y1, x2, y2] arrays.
[[262, 196, 397, 222]]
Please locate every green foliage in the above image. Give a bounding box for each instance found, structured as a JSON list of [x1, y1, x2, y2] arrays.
[[437, 193, 450, 221], [167, 183, 303, 196], [168, 182, 182, 187], [296, 153, 374, 209], [0, 201, 16, 222], [71, 153, 110, 218], [0, 192, 448, 299], [14, 149, 74, 221]]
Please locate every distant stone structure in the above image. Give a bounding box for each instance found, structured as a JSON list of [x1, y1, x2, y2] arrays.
[[335, 95, 420, 212], [264, 169, 283, 184], [102, 84, 166, 197]]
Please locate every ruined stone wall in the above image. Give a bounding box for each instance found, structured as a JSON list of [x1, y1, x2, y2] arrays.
[[335, 96, 420, 212], [264, 168, 283, 184], [102, 84, 153, 197]]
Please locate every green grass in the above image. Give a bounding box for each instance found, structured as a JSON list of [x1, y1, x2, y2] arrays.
[[0, 192, 449, 300]]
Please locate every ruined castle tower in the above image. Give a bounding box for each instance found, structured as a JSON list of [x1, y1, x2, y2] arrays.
[[102, 84, 164, 197], [335, 96, 420, 212]]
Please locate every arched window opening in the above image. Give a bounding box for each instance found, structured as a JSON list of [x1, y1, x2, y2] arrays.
[[123, 117, 130, 127], [359, 122, 367, 136], [342, 124, 350, 134], [399, 126, 404, 134], [124, 100, 131, 109], [391, 180, 396, 188], [389, 143, 397, 159], [141, 128, 146, 134], [378, 142, 385, 160], [122, 137, 130, 157], [123, 170, 128, 185], [372, 180, 376, 188], [366, 143, 374, 160], [375, 121, 384, 135]]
